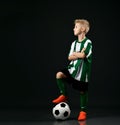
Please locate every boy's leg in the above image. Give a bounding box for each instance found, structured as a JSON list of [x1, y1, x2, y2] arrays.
[[52, 72, 68, 103], [52, 78, 67, 103], [80, 91, 88, 112], [56, 78, 66, 95], [78, 91, 88, 121]]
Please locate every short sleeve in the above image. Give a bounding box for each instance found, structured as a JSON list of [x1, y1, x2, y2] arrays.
[[84, 40, 92, 58], [68, 41, 76, 56]]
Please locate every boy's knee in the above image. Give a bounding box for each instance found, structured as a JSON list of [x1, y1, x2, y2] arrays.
[[56, 72, 64, 79]]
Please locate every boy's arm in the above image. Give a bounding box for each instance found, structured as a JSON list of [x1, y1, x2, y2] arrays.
[[68, 54, 78, 61], [75, 48, 86, 58], [68, 48, 86, 61]]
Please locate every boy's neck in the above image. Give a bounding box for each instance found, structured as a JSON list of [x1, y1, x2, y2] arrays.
[[78, 33, 86, 42]]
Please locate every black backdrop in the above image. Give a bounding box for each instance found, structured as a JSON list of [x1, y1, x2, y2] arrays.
[[0, 0, 120, 109]]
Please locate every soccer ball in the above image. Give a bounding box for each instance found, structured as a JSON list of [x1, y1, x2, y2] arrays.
[[52, 102, 71, 120]]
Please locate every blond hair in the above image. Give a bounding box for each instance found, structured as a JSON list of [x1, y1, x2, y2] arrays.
[[74, 19, 90, 34]]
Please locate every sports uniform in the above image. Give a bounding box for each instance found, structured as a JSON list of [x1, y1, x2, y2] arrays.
[[52, 19, 92, 121], [54, 37, 92, 113], [68, 37, 92, 83]]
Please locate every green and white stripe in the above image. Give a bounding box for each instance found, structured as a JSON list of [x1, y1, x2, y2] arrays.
[[68, 37, 92, 82]]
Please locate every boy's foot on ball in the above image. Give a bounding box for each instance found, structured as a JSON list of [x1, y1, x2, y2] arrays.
[[52, 95, 67, 104], [78, 111, 87, 121]]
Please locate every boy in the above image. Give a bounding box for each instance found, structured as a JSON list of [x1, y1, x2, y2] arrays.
[[52, 19, 92, 121]]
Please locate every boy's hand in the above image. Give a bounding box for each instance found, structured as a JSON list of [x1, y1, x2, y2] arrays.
[[72, 52, 78, 56], [68, 54, 78, 61], [72, 48, 86, 59], [68, 48, 86, 60], [81, 48, 86, 53]]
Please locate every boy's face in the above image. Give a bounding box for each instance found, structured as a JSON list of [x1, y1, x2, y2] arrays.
[[73, 23, 83, 36]]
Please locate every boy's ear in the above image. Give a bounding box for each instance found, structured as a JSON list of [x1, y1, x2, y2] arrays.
[[81, 26, 86, 32]]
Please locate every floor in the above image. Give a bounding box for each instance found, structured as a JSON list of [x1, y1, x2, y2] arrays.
[[0, 107, 120, 125]]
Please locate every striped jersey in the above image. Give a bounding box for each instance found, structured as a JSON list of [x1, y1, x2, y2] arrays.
[[67, 37, 92, 82]]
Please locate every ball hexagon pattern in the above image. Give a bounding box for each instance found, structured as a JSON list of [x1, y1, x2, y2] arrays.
[[52, 102, 71, 120]]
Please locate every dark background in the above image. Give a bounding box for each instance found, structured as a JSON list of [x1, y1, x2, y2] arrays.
[[0, 0, 120, 110]]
